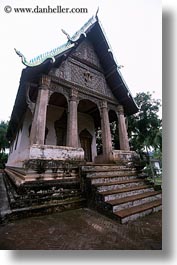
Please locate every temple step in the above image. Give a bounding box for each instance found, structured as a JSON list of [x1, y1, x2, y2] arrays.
[[81, 164, 135, 172], [93, 178, 145, 192], [114, 199, 162, 224], [87, 170, 137, 179], [99, 185, 154, 201], [82, 164, 162, 224], [107, 191, 162, 212], [88, 174, 138, 185]]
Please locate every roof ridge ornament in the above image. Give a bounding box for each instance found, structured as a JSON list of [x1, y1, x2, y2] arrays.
[[95, 7, 99, 19], [14, 15, 98, 67], [61, 29, 72, 42], [14, 48, 56, 67]]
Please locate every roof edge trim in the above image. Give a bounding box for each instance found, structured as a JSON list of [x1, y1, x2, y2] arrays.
[[14, 15, 98, 68]]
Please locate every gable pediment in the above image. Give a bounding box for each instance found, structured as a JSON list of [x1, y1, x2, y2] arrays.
[[50, 38, 118, 102], [71, 39, 103, 71]]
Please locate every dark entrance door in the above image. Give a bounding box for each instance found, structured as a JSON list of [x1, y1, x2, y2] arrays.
[[79, 129, 92, 162], [54, 111, 67, 146]]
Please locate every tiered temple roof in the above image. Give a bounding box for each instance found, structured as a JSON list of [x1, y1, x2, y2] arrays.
[[7, 15, 138, 140]]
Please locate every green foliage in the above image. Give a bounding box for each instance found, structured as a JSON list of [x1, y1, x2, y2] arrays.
[[96, 128, 103, 155], [128, 92, 162, 157], [96, 122, 120, 154], [0, 120, 9, 168], [0, 120, 9, 152], [110, 121, 120, 150], [0, 152, 8, 169]]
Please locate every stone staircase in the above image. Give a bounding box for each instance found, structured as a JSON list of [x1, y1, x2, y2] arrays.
[[81, 164, 162, 224], [2, 168, 86, 221]]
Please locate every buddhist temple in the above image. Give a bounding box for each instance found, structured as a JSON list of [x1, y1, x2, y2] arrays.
[[3, 15, 161, 223]]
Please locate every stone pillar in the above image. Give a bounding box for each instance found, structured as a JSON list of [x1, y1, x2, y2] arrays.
[[100, 100, 113, 161], [117, 105, 130, 150], [66, 89, 78, 147], [30, 75, 50, 145]]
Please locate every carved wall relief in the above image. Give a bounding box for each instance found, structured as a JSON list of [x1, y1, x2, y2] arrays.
[[72, 39, 103, 70], [49, 60, 71, 81], [70, 63, 104, 94]]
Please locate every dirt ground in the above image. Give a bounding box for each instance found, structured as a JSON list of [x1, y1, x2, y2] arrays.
[[0, 208, 162, 250]]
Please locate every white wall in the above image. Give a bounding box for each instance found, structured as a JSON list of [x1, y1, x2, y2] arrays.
[[7, 109, 32, 167], [45, 105, 65, 145]]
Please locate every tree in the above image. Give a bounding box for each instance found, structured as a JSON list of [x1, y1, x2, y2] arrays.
[[0, 120, 9, 168], [127, 92, 162, 159]]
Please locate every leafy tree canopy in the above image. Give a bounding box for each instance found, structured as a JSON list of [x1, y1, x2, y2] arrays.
[[127, 92, 162, 158], [0, 120, 9, 152], [0, 120, 9, 168]]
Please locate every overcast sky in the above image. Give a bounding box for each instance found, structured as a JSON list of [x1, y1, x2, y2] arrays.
[[0, 0, 161, 121]]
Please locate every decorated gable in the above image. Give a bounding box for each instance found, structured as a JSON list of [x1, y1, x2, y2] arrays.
[[71, 39, 103, 70], [50, 39, 117, 101]]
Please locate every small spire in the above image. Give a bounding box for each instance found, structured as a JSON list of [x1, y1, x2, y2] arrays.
[[61, 29, 71, 41], [118, 65, 124, 69], [95, 7, 99, 18]]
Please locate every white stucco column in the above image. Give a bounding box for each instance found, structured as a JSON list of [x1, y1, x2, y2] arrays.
[[30, 75, 50, 145], [66, 89, 78, 147], [100, 100, 113, 162], [117, 105, 130, 151]]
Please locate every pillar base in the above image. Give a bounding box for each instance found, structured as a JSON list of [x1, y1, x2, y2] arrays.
[[94, 153, 114, 164], [112, 150, 139, 164], [94, 151, 138, 164]]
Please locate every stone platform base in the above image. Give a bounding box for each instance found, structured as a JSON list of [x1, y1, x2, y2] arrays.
[[5, 160, 81, 186], [3, 149, 159, 224], [2, 162, 86, 222], [1, 196, 86, 223]]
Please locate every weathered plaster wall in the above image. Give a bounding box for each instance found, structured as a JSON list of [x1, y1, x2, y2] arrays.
[[29, 144, 84, 161], [45, 105, 65, 145], [7, 109, 32, 167]]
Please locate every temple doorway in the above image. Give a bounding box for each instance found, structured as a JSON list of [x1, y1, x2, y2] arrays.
[[79, 129, 92, 162]]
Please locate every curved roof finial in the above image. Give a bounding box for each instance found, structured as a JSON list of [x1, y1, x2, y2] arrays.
[[95, 7, 99, 19], [61, 29, 71, 41]]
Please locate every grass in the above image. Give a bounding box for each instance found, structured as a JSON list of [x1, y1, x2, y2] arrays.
[[147, 176, 162, 189]]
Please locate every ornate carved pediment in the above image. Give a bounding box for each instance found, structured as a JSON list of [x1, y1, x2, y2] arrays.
[[71, 39, 103, 70], [49, 39, 118, 104]]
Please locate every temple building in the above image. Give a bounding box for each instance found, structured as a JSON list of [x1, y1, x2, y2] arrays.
[[4, 15, 161, 223]]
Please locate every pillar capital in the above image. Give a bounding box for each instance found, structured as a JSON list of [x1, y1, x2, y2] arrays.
[[100, 100, 108, 109], [69, 88, 78, 101], [117, 105, 124, 115], [39, 75, 51, 90]]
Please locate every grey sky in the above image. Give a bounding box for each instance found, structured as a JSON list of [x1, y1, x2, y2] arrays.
[[0, 0, 161, 121]]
